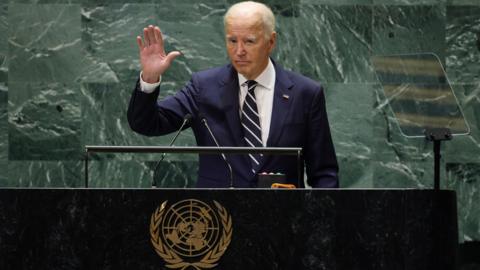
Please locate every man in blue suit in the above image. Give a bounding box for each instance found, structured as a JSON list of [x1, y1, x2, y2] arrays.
[[128, 1, 338, 188]]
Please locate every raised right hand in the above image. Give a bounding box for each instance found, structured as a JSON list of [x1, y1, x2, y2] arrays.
[[136, 25, 181, 83]]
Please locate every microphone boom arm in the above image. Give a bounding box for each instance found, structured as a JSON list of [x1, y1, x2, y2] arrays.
[[152, 114, 192, 187], [201, 118, 235, 188]]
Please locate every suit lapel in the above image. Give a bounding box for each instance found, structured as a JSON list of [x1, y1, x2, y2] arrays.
[[266, 64, 294, 147], [255, 63, 294, 174], [219, 65, 246, 147]]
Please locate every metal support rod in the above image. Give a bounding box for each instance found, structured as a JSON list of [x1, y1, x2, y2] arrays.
[[85, 146, 301, 155], [297, 150, 303, 187], [424, 128, 452, 191]]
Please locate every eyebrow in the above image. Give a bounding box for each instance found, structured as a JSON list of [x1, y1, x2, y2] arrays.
[[225, 34, 258, 42]]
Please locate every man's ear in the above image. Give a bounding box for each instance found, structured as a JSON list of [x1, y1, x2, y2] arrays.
[[268, 32, 277, 51]]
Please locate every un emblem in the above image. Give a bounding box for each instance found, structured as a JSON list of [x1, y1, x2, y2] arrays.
[[150, 199, 233, 269]]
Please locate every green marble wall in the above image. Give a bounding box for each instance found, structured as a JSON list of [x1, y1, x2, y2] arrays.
[[0, 1, 479, 241]]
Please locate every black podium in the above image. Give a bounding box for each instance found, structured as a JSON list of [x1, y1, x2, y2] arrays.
[[0, 189, 457, 270]]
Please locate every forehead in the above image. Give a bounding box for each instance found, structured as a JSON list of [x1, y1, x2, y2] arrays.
[[225, 14, 264, 35]]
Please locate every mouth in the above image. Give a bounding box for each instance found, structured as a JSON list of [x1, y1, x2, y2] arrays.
[[235, 60, 250, 65]]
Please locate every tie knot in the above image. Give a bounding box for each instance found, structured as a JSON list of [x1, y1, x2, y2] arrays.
[[246, 80, 258, 90]]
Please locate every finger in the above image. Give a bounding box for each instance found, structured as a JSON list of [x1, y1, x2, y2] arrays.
[[136, 36, 144, 50], [143, 27, 150, 47], [166, 51, 182, 64], [147, 25, 156, 46], [154, 26, 164, 50]]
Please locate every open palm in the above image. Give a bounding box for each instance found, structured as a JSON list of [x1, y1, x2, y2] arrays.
[[136, 25, 181, 83]]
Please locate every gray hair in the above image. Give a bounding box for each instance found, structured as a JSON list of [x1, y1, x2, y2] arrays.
[[224, 1, 276, 40]]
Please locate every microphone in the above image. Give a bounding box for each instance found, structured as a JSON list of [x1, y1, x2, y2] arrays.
[[200, 116, 235, 188], [152, 114, 192, 187]]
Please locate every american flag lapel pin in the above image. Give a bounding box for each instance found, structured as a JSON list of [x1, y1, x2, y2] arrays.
[[282, 94, 289, 100]]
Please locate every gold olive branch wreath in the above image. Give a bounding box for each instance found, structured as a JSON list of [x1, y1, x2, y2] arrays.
[[150, 200, 233, 270]]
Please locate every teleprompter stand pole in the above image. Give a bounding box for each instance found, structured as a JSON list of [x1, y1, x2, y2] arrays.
[[424, 128, 452, 190]]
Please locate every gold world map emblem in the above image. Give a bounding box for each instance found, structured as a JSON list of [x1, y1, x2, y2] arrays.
[[150, 199, 233, 269]]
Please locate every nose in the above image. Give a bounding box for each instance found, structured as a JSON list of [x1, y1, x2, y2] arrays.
[[235, 42, 246, 56]]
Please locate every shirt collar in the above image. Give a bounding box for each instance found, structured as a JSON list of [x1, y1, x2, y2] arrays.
[[238, 58, 275, 90]]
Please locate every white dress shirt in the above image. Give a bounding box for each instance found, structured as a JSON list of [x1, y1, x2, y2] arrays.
[[237, 59, 275, 146], [139, 58, 276, 146]]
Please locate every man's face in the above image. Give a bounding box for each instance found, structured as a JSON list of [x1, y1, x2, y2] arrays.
[[225, 16, 276, 80]]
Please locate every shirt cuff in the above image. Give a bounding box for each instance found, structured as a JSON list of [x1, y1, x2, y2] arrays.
[[139, 71, 161, 93]]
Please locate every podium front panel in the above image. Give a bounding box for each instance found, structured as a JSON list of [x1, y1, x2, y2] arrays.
[[0, 189, 457, 270]]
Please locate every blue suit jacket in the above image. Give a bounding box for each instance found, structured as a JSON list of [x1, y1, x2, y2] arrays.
[[127, 61, 339, 188]]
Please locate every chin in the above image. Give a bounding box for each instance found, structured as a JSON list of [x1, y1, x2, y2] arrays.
[[235, 68, 250, 77]]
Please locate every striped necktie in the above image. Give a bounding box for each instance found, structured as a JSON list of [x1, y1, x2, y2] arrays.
[[241, 80, 263, 174]]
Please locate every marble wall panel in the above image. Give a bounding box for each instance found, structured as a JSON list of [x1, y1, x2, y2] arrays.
[[87, 160, 197, 188], [6, 161, 81, 187], [81, 82, 196, 162], [445, 84, 480, 163], [373, 5, 446, 61], [81, 4, 158, 84], [0, 5, 7, 184], [372, 82, 438, 188], [0, 5, 7, 79], [88, 160, 150, 188], [152, 160, 198, 188], [447, 0, 480, 5], [325, 83, 375, 187], [83, 0, 230, 5], [81, 3, 227, 85], [0, 83, 6, 162], [8, 4, 87, 84], [9, 0, 80, 3], [372, 82, 428, 160], [373, 159, 437, 188], [153, 2, 228, 74], [0, 5, 6, 163], [8, 82, 81, 160], [373, 0, 446, 4], [0, 162, 6, 184], [446, 6, 480, 84], [446, 163, 480, 242], [274, 4, 373, 83], [301, 0, 372, 4]]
